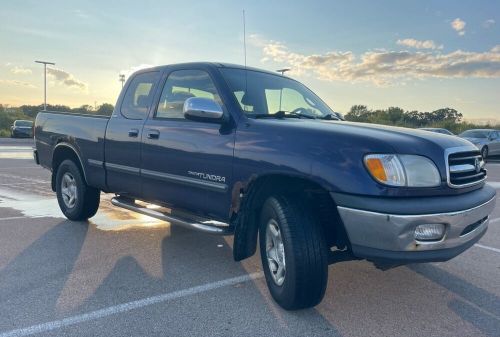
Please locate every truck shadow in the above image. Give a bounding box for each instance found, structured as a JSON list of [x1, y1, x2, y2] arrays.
[[409, 264, 500, 337], [78, 224, 344, 336], [0, 219, 88, 328], [1, 214, 498, 336]]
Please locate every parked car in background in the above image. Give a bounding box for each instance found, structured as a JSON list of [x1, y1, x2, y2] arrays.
[[10, 120, 34, 138], [419, 128, 454, 135], [459, 129, 500, 159]]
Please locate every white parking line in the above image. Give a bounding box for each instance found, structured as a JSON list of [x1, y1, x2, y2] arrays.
[[0, 216, 44, 222], [0, 182, 49, 186], [487, 181, 500, 189], [0, 272, 264, 337], [474, 244, 500, 254], [0, 167, 39, 171]]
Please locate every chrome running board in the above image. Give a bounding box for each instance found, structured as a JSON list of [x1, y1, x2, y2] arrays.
[[111, 196, 233, 235]]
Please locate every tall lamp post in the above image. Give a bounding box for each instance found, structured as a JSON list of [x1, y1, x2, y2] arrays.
[[276, 68, 291, 76], [276, 68, 291, 111], [119, 74, 125, 88], [35, 60, 55, 111]]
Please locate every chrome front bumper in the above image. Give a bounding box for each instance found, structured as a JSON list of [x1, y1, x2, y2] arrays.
[[337, 195, 496, 262]]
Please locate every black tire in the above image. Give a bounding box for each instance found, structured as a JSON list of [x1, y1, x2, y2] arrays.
[[259, 194, 328, 310], [481, 146, 488, 160], [55, 159, 100, 221]]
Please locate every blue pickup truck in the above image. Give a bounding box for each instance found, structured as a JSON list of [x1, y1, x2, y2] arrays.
[[34, 62, 496, 310]]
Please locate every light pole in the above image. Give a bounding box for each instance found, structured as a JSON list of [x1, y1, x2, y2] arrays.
[[276, 68, 291, 111], [276, 68, 291, 76], [119, 74, 125, 88], [35, 60, 55, 111]]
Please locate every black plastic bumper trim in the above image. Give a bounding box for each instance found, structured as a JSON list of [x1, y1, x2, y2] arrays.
[[331, 185, 496, 215]]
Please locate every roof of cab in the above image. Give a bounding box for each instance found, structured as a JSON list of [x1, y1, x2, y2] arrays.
[[133, 62, 281, 77]]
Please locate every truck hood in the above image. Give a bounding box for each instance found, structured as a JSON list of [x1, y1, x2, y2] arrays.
[[240, 118, 482, 197], [266, 119, 473, 153]]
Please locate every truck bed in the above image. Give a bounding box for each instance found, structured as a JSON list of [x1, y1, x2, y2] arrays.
[[34, 111, 110, 190]]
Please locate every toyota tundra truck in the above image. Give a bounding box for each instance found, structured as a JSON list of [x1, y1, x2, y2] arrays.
[[33, 62, 496, 310]]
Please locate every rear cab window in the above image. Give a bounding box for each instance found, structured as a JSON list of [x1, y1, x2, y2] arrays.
[[120, 71, 160, 120]]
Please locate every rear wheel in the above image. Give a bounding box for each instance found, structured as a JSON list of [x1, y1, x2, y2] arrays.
[[56, 159, 100, 221], [481, 146, 488, 160], [259, 194, 328, 310]]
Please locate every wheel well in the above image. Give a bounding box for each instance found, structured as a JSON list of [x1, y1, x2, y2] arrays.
[[51, 145, 86, 192], [232, 174, 350, 261]]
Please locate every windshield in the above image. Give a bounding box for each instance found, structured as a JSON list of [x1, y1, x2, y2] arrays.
[[220, 68, 335, 118], [15, 120, 33, 127], [459, 130, 489, 138]]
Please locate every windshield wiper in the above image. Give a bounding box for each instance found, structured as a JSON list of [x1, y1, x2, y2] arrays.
[[318, 113, 340, 120], [251, 111, 316, 119], [250, 111, 288, 119]]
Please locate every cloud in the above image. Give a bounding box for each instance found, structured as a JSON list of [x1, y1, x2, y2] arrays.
[[10, 66, 32, 75], [47, 68, 88, 91], [451, 18, 466, 36], [397, 38, 443, 50], [119, 64, 156, 78], [483, 19, 495, 28], [73, 9, 89, 19], [259, 40, 500, 86], [0, 79, 36, 88], [7, 27, 67, 40]]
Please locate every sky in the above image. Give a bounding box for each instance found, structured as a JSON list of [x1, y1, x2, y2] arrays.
[[0, 0, 499, 120]]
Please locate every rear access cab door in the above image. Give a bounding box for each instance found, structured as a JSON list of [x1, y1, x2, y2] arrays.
[[105, 71, 161, 195], [141, 66, 237, 221]]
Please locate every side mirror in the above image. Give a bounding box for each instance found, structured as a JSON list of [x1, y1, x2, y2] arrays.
[[183, 97, 224, 122]]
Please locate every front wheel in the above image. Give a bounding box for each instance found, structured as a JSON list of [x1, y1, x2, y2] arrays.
[[259, 195, 328, 310], [56, 159, 100, 221]]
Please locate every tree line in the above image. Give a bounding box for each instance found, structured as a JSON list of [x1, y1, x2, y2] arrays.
[[0, 103, 114, 137], [344, 105, 498, 134]]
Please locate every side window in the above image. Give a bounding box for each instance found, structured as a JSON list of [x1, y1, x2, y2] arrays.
[[120, 71, 160, 120], [156, 70, 221, 119]]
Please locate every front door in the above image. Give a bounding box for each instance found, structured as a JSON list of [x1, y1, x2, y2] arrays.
[[141, 68, 235, 220]]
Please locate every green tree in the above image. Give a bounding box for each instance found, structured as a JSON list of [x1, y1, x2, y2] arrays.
[[96, 103, 114, 116], [72, 105, 93, 114], [386, 107, 404, 124], [345, 105, 371, 122]]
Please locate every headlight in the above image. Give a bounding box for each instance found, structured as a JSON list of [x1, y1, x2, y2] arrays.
[[364, 154, 441, 187]]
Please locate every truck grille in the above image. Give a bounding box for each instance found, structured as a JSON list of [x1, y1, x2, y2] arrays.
[[447, 150, 486, 188]]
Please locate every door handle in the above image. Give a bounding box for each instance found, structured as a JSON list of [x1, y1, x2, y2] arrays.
[[147, 129, 160, 139], [128, 129, 139, 137]]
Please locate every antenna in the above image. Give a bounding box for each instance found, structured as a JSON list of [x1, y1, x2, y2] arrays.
[[243, 10, 247, 69], [243, 9, 249, 112]]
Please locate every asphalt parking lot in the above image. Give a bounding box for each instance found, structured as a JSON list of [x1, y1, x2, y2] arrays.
[[0, 138, 499, 337]]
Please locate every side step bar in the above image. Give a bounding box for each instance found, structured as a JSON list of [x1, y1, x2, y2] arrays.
[[111, 196, 233, 235]]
